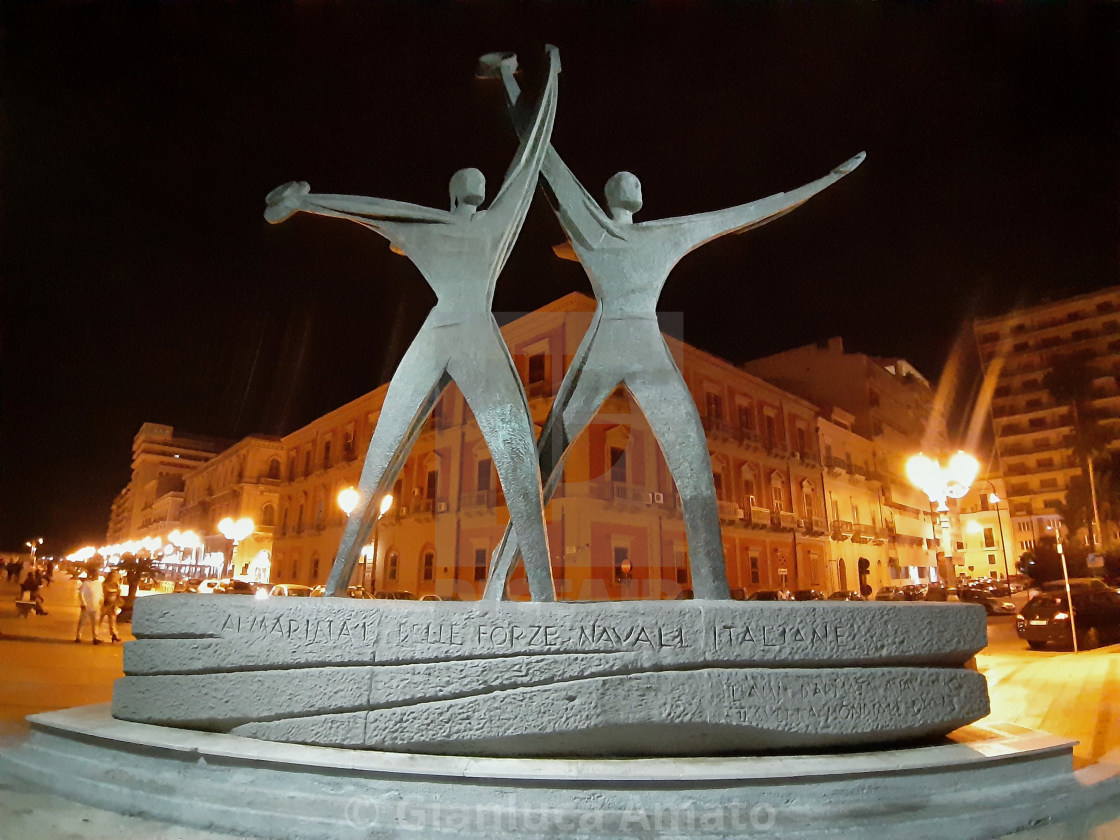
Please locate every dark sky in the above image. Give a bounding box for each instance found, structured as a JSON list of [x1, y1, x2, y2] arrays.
[[2, 2, 1117, 554]]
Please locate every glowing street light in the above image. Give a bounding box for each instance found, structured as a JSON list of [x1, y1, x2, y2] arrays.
[[25, 537, 43, 565], [218, 517, 255, 578], [337, 487, 361, 517], [906, 451, 980, 583]]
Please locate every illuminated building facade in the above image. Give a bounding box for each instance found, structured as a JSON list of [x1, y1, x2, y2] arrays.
[[974, 286, 1120, 551]]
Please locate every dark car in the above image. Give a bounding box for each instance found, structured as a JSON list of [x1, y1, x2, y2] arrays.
[[1016, 588, 1120, 650], [215, 578, 266, 595], [1041, 577, 1109, 594], [791, 589, 824, 601], [745, 590, 787, 601], [901, 584, 927, 601], [957, 586, 1016, 615], [874, 586, 907, 602], [923, 584, 949, 602], [827, 590, 866, 601], [373, 590, 417, 600]]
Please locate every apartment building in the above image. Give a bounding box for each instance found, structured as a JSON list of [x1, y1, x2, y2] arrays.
[[742, 337, 952, 584], [973, 286, 1120, 550], [107, 423, 231, 543]]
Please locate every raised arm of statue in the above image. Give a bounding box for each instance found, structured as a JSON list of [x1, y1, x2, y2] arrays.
[[480, 51, 617, 254], [484, 45, 561, 228], [264, 181, 453, 237], [644, 151, 866, 257]]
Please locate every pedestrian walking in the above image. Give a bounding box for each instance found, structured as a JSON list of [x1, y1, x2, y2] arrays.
[[76, 571, 103, 644], [100, 570, 122, 643], [18, 571, 48, 615]]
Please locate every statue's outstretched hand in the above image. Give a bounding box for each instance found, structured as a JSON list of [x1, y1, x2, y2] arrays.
[[265, 181, 311, 223], [476, 51, 518, 79]]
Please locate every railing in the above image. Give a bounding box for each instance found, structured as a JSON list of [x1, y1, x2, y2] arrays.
[[810, 516, 828, 535], [748, 506, 771, 529], [701, 416, 736, 439], [717, 500, 742, 521], [773, 511, 797, 531], [461, 489, 497, 510], [590, 481, 650, 504]]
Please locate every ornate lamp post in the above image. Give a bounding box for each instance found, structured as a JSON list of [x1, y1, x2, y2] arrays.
[[217, 517, 255, 579], [906, 451, 980, 583], [337, 489, 393, 593], [25, 537, 43, 566]]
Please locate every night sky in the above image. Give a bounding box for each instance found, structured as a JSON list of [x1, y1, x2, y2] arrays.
[[2, 2, 1117, 554]]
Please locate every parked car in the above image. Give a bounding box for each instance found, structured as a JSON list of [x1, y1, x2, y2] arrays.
[[374, 590, 417, 600], [900, 584, 927, 601], [214, 578, 267, 596], [1016, 588, 1120, 650], [923, 584, 950, 601], [174, 577, 203, 593], [346, 586, 376, 600], [311, 585, 326, 597], [419, 593, 462, 602], [874, 586, 907, 602], [745, 590, 788, 601], [791, 589, 825, 601], [956, 586, 1016, 615], [268, 584, 314, 597], [1041, 577, 1110, 593], [196, 578, 221, 594], [827, 590, 866, 601]]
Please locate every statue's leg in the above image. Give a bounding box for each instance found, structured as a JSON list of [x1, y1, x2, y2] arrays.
[[450, 336, 557, 602], [324, 341, 448, 596], [626, 343, 731, 600], [482, 353, 620, 600]]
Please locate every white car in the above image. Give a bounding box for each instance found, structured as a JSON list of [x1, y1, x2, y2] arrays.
[[197, 578, 221, 594], [267, 584, 314, 597]]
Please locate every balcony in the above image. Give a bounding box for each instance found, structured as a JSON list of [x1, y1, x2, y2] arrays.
[[748, 506, 771, 529], [462, 489, 497, 510], [831, 520, 854, 541], [701, 416, 736, 441], [825, 455, 848, 476], [717, 500, 743, 522], [590, 481, 650, 505], [808, 516, 829, 536], [771, 511, 797, 531]]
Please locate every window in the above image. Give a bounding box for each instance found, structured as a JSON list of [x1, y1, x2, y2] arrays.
[[613, 546, 630, 582], [474, 548, 487, 582], [261, 504, 276, 527], [610, 447, 627, 483], [796, 426, 808, 453], [764, 413, 778, 447], [292, 558, 300, 580], [868, 390, 880, 408], [988, 554, 997, 565], [288, 455, 297, 481], [268, 459, 281, 480], [1040, 478, 1058, 489], [322, 441, 332, 469], [422, 551, 435, 581], [705, 392, 723, 420], [712, 472, 724, 500], [280, 507, 288, 536], [303, 450, 312, 477], [770, 477, 785, 512], [426, 469, 439, 499], [296, 504, 304, 534], [737, 404, 754, 433], [1037, 457, 1054, 468], [343, 430, 355, 459], [387, 552, 399, 581], [477, 458, 492, 491], [528, 354, 546, 384], [983, 527, 995, 548], [749, 554, 761, 585], [312, 557, 320, 579], [315, 500, 324, 530]]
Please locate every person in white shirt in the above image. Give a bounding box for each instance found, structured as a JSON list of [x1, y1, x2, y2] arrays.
[[76, 571, 104, 645]]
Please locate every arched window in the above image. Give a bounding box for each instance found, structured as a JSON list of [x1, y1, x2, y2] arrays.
[[261, 503, 276, 527], [268, 459, 281, 480], [422, 550, 435, 581], [769, 471, 786, 512]]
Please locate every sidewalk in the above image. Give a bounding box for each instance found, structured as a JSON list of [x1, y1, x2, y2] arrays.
[[2, 580, 1120, 838]]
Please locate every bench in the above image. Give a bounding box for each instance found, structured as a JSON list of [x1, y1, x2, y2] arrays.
[[14, 599, 39, 618]]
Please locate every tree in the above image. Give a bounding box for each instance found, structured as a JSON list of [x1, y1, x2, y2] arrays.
[[117, 552, 153, 622], [1018, 535, 1088, 585], [1043, 350, 1109, 548]]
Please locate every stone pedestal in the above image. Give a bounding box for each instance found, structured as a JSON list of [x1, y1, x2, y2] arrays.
[[3, 705, 1116, 840], [114, 596, 989, 754]]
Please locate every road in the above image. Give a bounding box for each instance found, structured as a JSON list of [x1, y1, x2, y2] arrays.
[[1, 580, 1119, 838]]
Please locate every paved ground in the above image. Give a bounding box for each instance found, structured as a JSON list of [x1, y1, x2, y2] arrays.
[[1, 581, 1119, 838]]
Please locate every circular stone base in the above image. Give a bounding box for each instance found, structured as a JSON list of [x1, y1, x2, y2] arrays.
[[3, 705, 1117, 840]]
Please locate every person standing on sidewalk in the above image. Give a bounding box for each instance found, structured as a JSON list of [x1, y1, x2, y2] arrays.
[[100, 570, 122, 643], [76, 571, 103, 644]]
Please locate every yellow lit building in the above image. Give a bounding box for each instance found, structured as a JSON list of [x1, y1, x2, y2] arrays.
[[974, 286, 1120, 550]]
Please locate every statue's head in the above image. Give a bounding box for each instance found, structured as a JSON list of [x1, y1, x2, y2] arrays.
[[450, 168, 486, 213], [605, 171, 642, 219]]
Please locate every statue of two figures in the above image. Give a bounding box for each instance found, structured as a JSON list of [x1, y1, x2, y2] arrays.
[[265, 46, 865, 603]]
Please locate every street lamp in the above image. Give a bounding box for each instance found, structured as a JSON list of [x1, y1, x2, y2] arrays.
[[906, 451, 980, 583], [983, 487, 1012, 586], [336, 491, 394, 593], [25, 537, 43, 565], [217, 517, 255, 578]]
